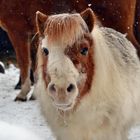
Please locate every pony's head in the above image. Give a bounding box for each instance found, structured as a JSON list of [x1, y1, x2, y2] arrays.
[[36, 8, 95, 111]]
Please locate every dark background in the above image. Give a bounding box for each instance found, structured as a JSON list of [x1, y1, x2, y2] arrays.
[[0, 28, 16, 66]]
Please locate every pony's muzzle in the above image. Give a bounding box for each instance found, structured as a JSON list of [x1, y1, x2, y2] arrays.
[[47, 82, 78, 110], [48, 83, 76, 96]]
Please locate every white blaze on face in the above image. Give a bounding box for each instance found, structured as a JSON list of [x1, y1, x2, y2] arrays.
[[41, 36, 80, 110]]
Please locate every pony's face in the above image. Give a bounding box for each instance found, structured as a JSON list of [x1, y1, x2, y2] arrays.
[[36, 9, 95, 111]]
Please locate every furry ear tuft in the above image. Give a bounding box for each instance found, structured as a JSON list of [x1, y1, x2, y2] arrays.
[[36, 11, 48, 35], [80, 8, 95, 32]]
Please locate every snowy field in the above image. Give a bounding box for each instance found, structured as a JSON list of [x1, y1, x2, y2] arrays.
[[0, 65, 140, 140], [0, 65, 54, 140]]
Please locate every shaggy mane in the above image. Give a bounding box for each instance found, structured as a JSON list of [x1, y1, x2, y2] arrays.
[[44, 13, 88, 46]]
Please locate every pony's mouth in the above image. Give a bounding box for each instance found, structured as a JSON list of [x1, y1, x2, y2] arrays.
[[53, 102, 73, 111]]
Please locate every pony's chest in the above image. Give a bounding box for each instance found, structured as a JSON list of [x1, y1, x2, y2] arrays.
[[50, 112, 91, 140]]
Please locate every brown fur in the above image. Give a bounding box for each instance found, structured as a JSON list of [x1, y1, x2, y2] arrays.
[[30, 33, 39, 73], [88, 0, 140, 55]]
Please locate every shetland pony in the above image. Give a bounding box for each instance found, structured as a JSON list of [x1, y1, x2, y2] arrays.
[[0, 0, 140, 101], [35, 9, 140, 140]]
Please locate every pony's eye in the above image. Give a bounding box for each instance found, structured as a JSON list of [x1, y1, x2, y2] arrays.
[[42, 47, 49, 55], [80, 47, 88, 56]]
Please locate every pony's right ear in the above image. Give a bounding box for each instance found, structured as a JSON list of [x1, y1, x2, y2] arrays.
[[80, 8, 95, 32], [36, 11, 48, 35]]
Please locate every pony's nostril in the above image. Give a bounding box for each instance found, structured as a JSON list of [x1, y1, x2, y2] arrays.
[[49, 84, 56, 93], [67, 84, 75, 93]]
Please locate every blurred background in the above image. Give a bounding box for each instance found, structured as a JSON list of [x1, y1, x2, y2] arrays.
[[0, 28, 16, 67]]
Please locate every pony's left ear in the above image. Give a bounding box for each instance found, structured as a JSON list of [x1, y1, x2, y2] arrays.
[[36, 11, 48, 35], [80, 8, 95, 32]]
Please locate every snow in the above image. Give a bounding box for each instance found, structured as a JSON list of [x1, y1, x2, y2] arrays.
[[0, 121, 43, 140], [0, 64, 140, 140], [0, 64, 55, 140]]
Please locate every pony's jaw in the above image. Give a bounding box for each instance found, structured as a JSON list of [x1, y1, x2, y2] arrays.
[[47, 80, 79, 111], [52, 98, 77, 111]]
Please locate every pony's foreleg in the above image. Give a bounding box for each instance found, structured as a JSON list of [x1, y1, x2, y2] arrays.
[[15, 76, 31, 101], [15, 50, 31, 101], [15, 69, 34, 90], [10, 37, 31, 101]]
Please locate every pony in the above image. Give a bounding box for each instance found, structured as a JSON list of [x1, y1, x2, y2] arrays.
[[0, 0, 140, 101], [35, 8, 140, 140]]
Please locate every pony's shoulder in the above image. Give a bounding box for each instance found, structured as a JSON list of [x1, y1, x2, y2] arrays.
[[100, 27, 139, 65], [100, 27, 133, 50]]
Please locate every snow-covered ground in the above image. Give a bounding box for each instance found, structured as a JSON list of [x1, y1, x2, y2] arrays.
[[0, 65, 140, 140], [0, 64, 55, 140]]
